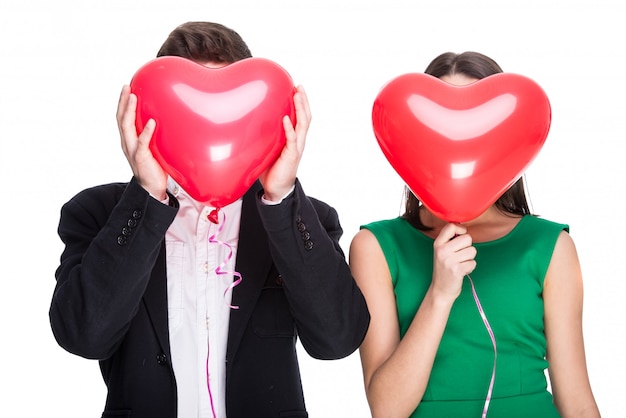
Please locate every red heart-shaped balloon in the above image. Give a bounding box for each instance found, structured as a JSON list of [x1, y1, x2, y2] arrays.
[[372, 72, 551, 222], [130, 56, 296, 207]]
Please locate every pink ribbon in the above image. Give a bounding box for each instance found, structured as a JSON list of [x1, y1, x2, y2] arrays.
[[207, 209, 243, 309], [466, 274, 497, 418], [205, 209, 244, 418]]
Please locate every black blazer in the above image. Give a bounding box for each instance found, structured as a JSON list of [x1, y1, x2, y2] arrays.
[[50, 178, 369, 418]]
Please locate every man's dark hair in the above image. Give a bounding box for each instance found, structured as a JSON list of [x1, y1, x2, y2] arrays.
[[156, 21, 252, 63]]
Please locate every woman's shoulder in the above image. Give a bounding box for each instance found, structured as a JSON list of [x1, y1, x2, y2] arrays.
[[361, 216, 408, 232], [521, 215, 569, 234], [510, 216, 572, 262], [359, 217, 433, 253]]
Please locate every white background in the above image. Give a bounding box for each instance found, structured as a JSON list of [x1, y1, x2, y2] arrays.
[[1, 0, 624, 416]]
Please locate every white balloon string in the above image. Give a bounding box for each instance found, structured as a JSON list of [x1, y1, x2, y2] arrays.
[[466, 274, 497, 418]]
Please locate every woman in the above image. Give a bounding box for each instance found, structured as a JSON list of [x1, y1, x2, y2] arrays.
[[350, 52, 600, 417]]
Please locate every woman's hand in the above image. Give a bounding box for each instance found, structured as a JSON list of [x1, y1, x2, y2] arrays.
[[431, 223, 477, 301]]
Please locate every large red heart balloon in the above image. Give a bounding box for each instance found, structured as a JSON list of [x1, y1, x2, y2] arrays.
[[372, 72, 551, 222], [130, 56, 296, 208]]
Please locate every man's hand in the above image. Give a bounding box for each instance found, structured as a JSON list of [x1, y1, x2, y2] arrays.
[[117, 85, 167, 200], [259, 85, 311, 202]]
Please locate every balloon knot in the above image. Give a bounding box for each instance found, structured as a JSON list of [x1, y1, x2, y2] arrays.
[[207, 208, 220, 224]]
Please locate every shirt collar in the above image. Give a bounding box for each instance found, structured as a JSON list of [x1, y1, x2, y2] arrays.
[[166, 177, 244, 209]]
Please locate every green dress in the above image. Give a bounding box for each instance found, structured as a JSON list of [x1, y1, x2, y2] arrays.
[[362, 215, 567, 418]]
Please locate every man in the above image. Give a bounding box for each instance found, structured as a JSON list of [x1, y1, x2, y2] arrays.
[[49, 21, 369, 418]]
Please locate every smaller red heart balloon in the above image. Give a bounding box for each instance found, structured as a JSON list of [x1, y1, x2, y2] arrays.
[[372, 72, 551, 223], [130, 56, 296, 208]]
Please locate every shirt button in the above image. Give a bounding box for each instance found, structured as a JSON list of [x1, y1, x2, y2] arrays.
[[156, 353, 167, 365], [275, 275, 284, 286]]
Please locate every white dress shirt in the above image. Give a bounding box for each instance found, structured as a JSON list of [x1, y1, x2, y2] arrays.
[[165, 178, 242, 418]]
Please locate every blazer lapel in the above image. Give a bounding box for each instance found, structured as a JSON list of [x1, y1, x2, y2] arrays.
[[226, 181, 273, 362], [142, 242, 172, 360]]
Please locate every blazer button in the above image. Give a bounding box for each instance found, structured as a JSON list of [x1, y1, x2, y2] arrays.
[[301, 231, 311, 241], [132, 209, 143, 220], [117, 236, 127, 246], [121, 226, 132, 237], [156, 353, 168, 365], [127, 218, 138, 228], [304, 240, 314, 251], [297, 222, 307, 232]]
